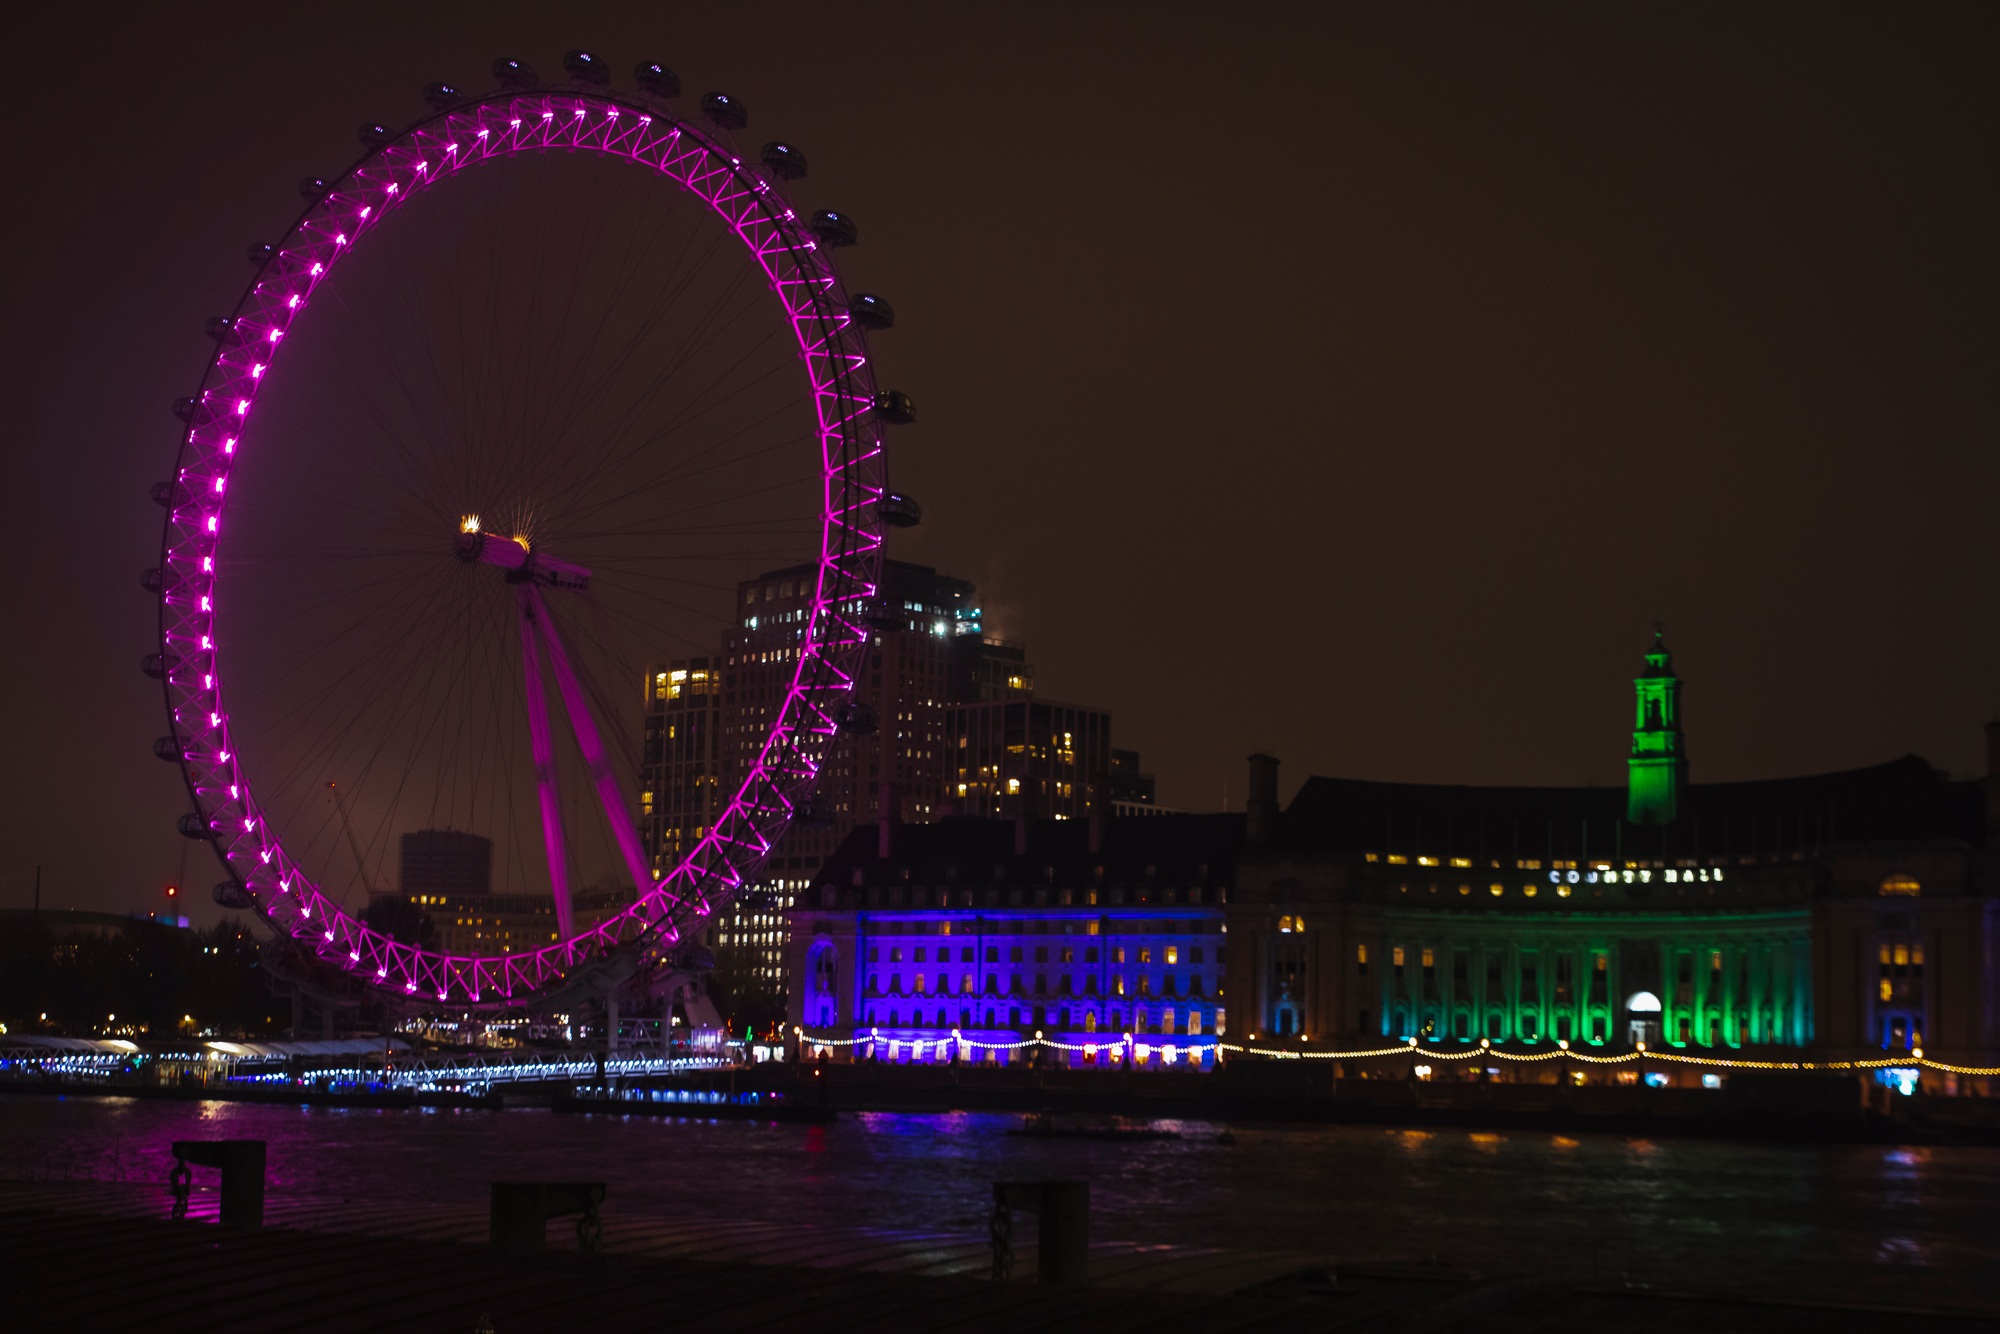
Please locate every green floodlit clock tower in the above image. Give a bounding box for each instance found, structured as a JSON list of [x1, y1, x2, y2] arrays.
[[1628, 628, 1686, 825]]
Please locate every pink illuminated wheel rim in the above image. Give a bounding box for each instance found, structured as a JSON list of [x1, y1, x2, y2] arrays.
[[151, 79, 888, 1007]]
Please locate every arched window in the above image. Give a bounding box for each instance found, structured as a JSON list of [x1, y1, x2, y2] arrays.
[[806, 943, 839, 1027], [1625, 990, 1661, 1048], [1879, 874, 1922, 897]]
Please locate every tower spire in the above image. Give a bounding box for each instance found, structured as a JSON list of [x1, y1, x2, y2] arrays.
[[1627, 628, 1686, 825]]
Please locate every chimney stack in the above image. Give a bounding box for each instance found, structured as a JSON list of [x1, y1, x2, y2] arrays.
[[1246, 753, 1279, 848]]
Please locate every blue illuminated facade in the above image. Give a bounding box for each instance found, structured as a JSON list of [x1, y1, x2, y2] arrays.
[[786, 815, 1243, 1066]]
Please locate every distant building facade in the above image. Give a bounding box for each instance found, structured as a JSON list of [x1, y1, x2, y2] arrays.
[[1226, 638, 2000, 1072], [397, 829, 623, 956], [399, 830, 491, 902], [1107, 748, 1163, 816], [786, 814, 1240, 1066]]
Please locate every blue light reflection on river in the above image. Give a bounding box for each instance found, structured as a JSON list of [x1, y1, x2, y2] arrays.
[[4, 1094, 1997, 1308]]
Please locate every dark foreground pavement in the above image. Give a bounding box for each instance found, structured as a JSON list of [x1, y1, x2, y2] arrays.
[[0, 1181, 1993, 1332]]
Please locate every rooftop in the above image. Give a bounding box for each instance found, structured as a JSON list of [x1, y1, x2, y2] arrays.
[[1272, 755, 1985, 859], [814, 814, 1247, 888]]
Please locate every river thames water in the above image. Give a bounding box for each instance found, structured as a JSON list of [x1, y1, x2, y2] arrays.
[[4, 1093, 1997, 1310]]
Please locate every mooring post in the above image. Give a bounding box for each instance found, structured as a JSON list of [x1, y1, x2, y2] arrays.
[[490, 1182, 608, 1252], [170, 1139, 266, 1227], [991, 1180, 1088, 1286]]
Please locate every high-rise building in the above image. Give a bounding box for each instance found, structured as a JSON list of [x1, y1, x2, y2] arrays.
[[704, 560, 994, 1007], [640, 656, 724, 877], [956, 636, 1034, 702], [644, 558, 1142, 1018], [947, 698, 1112, 820]]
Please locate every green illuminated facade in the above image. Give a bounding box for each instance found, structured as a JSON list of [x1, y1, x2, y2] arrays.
[[1627, 632, 1685, 825], [1235, 841, 1819, 1055], [1228, 645, 2000, 1072]]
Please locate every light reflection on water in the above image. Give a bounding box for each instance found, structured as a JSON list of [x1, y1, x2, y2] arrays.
[[3, 1094, 1997, 1308]]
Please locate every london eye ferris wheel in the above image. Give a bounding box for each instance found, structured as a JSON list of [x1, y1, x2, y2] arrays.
[[145, 52, 914, 1010]]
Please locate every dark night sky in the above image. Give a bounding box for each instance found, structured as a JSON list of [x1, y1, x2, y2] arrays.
[[4, 3, 1995, 919]]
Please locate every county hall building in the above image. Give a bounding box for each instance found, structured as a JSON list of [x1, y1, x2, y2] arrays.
[[1230, 636, 1999, 1072], [788, 637, 2000, 1076]]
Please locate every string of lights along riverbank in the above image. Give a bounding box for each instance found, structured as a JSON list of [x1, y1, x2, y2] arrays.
[[796, 1028, 2000, 1080]]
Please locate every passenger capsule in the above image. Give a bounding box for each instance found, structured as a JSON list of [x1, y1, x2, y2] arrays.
[[865, 600, 907, 630], [422, 81, 462, 111], [701, 92, 748, 130], [177, 813, 215, 840], [151, 480, 186, 508], [761, 142, 807, 180], [171, 397, 198, 422], [357, 122, 392, 149], [848, 293, 895, 330], [204, 316, 236, 343], [141, 653, 175, 680], [878, 493, 922, 528], [634, 62, 679, 98], [247, 242, 274, 266], [796, 805, 835, 830], [809, 210, 856, 247], [874, 390, 916, 425], [141, 567, 180, 595], [213, 881, 257, 910], [672, 943, 716, 973], [298, 177, 328, 201], [839, 702, 878, 735], [562, 50, 609, 84], [153, 735, 184, 762], [493, 57, 538, 88]]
